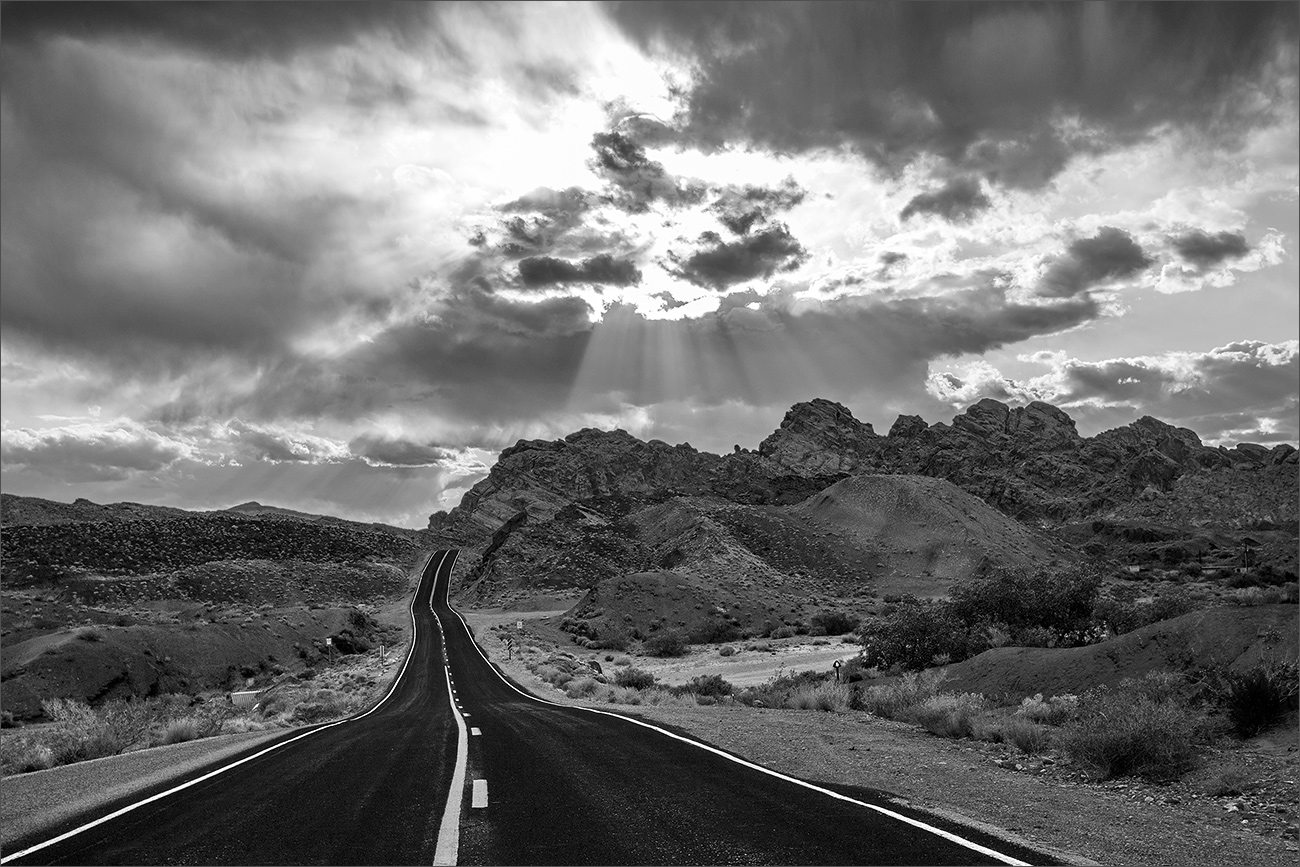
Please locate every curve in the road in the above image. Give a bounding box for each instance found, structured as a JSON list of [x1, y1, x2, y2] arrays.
[[435, 553, 1045, 867], [2, 549, 458, 866]]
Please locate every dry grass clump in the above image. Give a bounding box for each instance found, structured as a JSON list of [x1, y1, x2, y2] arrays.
[[896, 693, 988, 738], [785, 682, 851, 712], [860, 670, 944, 718]]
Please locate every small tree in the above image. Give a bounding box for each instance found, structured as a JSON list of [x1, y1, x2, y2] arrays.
[[857, 600, 967, 671]]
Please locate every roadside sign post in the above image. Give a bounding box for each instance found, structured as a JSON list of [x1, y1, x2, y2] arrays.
[[833, 659, 843, 683]]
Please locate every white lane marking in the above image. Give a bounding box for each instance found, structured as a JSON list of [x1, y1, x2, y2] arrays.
[[440, 568, 1029, 867], [1, 550, 450, 866], [470, 727, 481, 736], [432, 551, 467, 867], [471, 779, 488, 809]]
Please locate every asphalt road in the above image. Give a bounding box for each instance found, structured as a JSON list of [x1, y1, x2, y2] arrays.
[[3, 550, 461, 866], [5, 549, 1057, 865], [435, 557, 1054, 866]]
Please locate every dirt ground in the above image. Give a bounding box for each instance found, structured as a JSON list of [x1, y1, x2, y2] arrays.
[[461, 606, 1300, 867]]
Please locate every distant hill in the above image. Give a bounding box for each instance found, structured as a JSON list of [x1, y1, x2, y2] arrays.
[[0, 493, 191, 526]]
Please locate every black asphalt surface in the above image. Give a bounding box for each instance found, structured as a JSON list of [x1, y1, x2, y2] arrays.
[[436, 556, 1054, 867], [5, 548, 1058, 865], [3, 551, 460, 866]]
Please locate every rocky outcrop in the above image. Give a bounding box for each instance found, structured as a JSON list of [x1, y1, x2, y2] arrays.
[[757, 399, 879, 474]]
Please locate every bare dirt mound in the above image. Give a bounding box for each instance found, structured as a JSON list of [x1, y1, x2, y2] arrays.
[[793, 474, 1066, 596], [936, 604, 1299, 699], [562, 570, 802, 647]]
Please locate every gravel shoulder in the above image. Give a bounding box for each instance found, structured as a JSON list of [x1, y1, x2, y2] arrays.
[[463, 608, 1299, 867]]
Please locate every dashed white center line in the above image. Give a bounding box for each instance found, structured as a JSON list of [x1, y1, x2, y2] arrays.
[[470, 727, 481, 736], [471, 779, 488, 809]]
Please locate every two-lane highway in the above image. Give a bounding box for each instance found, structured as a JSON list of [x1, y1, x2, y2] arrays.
[[432, 554, 1053, 866], [4, 551, 462, 865], [5, 549, 1055, 865]]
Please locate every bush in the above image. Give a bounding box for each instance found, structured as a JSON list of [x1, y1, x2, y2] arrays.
[[158, 717, 202, 745], [1015, 693, 1079, 725], [687, 619, 742, 644], [810, 611, 860, 636], [770, 626, 799, 639], [613, 667, 657, 690], [1057, 683, 1204, 780], [718, 645, 736, 657], [950, 566, 1102, 646], [786, 682, 850, 712], [857, 601, 969, 671], [860, 670, 944, 719], [644, 629, 688, 657], [683, 674, 734, 698], [1216, 661, 1299, 737], [1000, 717, 1052, 754], [897, 693, 987, 738]]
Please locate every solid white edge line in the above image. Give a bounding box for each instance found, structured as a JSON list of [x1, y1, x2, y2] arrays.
[[439, 565, 1030, 867], [0, 550, 449, 866], [432, 550, 468, 867]]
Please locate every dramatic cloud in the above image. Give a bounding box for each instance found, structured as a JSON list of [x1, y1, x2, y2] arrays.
[[899, 177, 991, 223], [223, 420, 349, 465], [588, 130, 706, 212], [708, 178, 806, 235], [1, 3, 1293, 525], [668, 225, 808, 290], [1037, 227, 1153, 298], [929, 340, 1300, 444], [1, 419, 193, 482], [1171, 230, 1251, 268], [610, 2, 1298, 189], [518, 254, 641, 287]]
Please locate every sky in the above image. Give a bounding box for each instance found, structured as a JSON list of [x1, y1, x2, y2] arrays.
[[1, 1, 1297, 528]]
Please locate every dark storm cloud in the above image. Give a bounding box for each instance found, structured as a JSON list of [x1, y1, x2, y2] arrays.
[[0, 1, 434, 60], [1038, 227, 1153, 298], [518, 254, 642, 287], [899, 176, 992, 222], [588, 131, 707, 212], [349, 436, 452, 468], [608, 1, 1298, 189], [1171, 230, 1251, 268], [668, 225, 808, 290], [708, 178, 806, 235]]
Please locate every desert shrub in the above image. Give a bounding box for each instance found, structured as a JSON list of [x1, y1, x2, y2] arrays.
[[1190, 761, 1254, 796], [898, 693, 987, 738], [810, 611, 860, 636], [644, 629, 688, 657], [614, 667, 657, 689], [857, 601, 969, 671], [158, 717, 202, 745], [682, 674, 734, 698], [1056, 683, 1204, 780], [718, 645, 736, 657], [0, 711, 14, 729], [688, 619, 742, 644], [860, 670, 944, 719], [770, 625, 799, 639], [591, 628, 631, 651], [77, 628, 105, 642], [1015, 693, 1079, 725], [1215, 661, 1299, 737], [289, 689, 353, 724], [786, 682, 850, 712], [951, 565, 1103, 647], [735, 669, 826, 708], [999, 717, 1052, 754], [0, 737, 58, 775], [563, 677, 601, 699]]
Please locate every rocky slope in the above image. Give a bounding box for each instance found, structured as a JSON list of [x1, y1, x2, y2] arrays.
[[0, 496, 423, 719], [432, 397, 1298, 601]]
